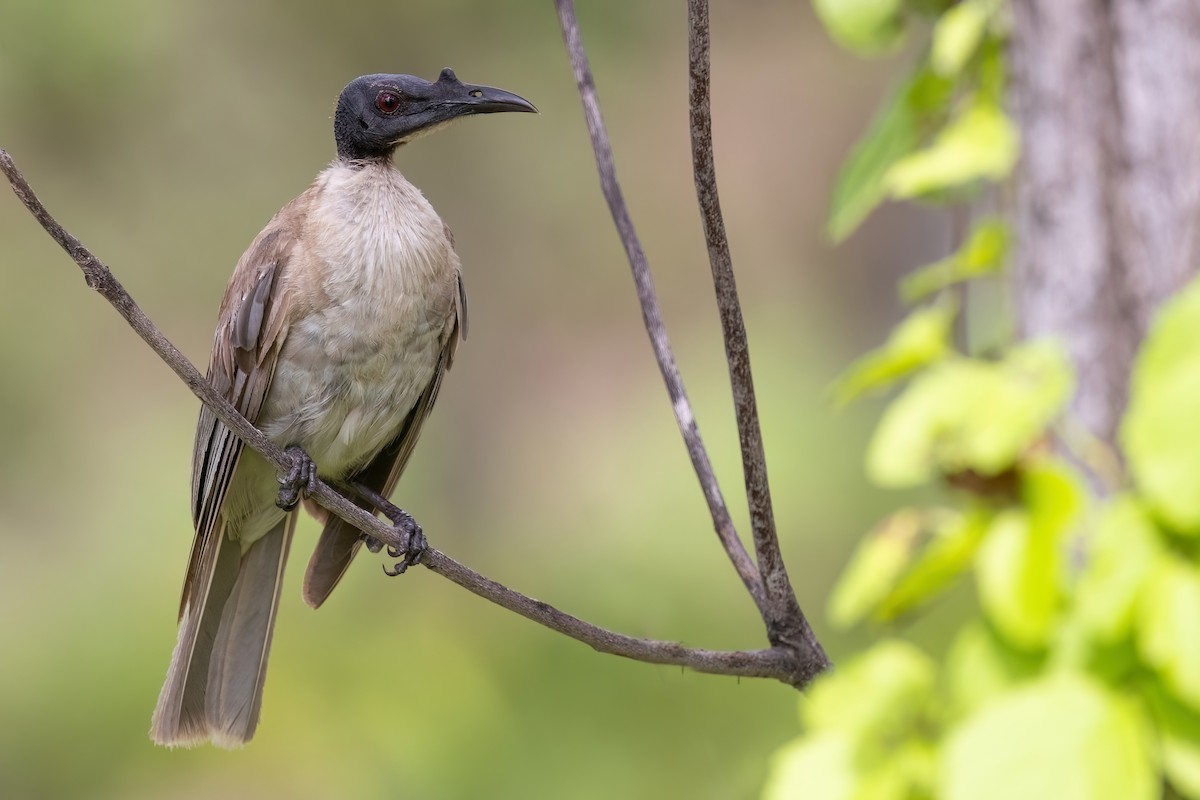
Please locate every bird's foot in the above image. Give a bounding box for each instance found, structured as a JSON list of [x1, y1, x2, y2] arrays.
[[276, 445, 318, 510], [382, 520, 427, 577], [348, 481, 428, 575]]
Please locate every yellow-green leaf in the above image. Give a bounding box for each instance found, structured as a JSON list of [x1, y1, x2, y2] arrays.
[[931, 0, 992, 76], [832, 303, 957, 405], [946, 620, 1044, 714], [1137, 554, 1200, 710], [803, 640, 935, 739], [813, 0, 906, 56], [1123, 275, 1200, 534], [778, 642, 939, 800], [762, 734, 856, 800], [900, 217, 1010, 303], [1145, 679, 1200, 800], [1074, 497, 1160, 643], [867, 341, 1073, 487], [828, 66, 955, 242], [941, 674, 1155, 800], [829, 509, 924, 629], [972, 462, 1081, 649], [854, 740, 937, 800], [1023, 460, 1086, 545], [884, 101, 1018, 198], [876, 507, 990, 620], [975, 509, 1062, 649]]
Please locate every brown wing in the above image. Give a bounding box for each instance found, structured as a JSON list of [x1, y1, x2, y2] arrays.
[[301, 269, 467, 608], [178, 201, 309, 619]]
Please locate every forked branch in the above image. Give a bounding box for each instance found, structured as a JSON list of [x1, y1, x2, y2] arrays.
[[2, 0, 829, 692], [553, 0, 827, 677], [552, 0, 767, 616], [0, 147, 817, 687], [686, 0, 822, 659]]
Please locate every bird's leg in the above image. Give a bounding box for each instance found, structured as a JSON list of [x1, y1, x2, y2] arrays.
[[346, 481, 428, 575], [276, 445, 319, 510]]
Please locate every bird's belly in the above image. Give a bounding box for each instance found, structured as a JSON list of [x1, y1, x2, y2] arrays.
[[260, 301, 445, 479], [217, 315, 443, 549]]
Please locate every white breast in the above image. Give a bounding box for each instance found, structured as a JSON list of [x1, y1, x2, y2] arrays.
[[261, 161, 457, 477]]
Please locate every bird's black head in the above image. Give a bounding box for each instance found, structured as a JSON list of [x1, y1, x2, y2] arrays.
[[333, 68, 536, 162]]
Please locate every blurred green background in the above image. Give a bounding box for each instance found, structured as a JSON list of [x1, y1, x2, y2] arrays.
[[0, 1, 952, 797]]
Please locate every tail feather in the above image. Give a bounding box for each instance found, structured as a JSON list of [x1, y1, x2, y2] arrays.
[[302, 522, 364, 609], [206, 518, 294, 746], [151, 514, 295, 749]]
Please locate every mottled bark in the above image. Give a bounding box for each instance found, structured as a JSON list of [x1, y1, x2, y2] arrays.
[[1011, 0, 1200, 445]]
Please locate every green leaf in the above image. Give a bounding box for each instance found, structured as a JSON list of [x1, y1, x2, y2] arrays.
[[867, 341, 1073, 487], [829, 509, 924, 628], [775, 642, 939, 800], [762, 734, 856, 800], [876, 507, 991, 620], [899, 217, 1010, 303], [1145, 679, 1200, 800], [1022, 460, 1086, 544], [812, 0, 906, 56], [828, 66, 955, 242], [832, 302, 957, 405], [803, 640, 935, 740], [974, 510, 1058, 649], [946, 621, 1044, 714], [767, 742, 930, 800], [942, 674, 1155, 800], [907, 0, 959, 17], [884, 101, 1018, 198], [1123, 275, 1200, 534], [1074, 497, 1160, 643], [973, 465, 1080, 649], [930, 0, 992, 76], [1137, 554, 1200, 710], [854, 740, 938, 800], [974, 31, 1008, 105]]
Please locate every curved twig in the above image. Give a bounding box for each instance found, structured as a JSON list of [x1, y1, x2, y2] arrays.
[[555, 0, 828, 676], [686, 0, 822, 661], [0, 148, 817, 687], [553, 0, 769, 617]]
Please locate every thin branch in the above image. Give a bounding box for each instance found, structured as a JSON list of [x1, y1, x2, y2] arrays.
[[552, 0, 769, 617], [0, 148, 818, 687], [427, 549, 800, 680], [686, 0, 823, 665]]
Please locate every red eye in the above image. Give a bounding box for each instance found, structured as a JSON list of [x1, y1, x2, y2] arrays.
[[375, 91, 401, 114]]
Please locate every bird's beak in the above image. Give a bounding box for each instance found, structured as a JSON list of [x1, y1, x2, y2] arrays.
[[430, 68, 538, 117]]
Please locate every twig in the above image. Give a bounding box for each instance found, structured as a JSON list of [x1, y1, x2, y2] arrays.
[[686, 0, 824, 665], [0, 148, 819, 687], [429, 551, 800, 680], [553, 0, 769, 617]]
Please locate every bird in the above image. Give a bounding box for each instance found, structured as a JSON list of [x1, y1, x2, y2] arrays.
[[150, 68, 535, 749]]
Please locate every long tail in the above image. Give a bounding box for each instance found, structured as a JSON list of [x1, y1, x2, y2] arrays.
[[150, 514, 295, 749]]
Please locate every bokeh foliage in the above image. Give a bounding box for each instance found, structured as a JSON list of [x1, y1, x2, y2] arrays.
[[766, 3, 1200, 798]]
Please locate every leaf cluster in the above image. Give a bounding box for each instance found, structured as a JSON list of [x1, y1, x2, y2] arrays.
[[765, 3, 1200, 797]]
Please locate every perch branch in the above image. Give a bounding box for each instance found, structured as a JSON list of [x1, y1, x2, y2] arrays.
[[553, 0, 768, 616], [686, 0, 822, 660], [0, 148, 819, 687], [555, 0, 828, 675]]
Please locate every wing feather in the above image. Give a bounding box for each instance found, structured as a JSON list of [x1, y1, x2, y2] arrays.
[[179, 205, 306, 618]]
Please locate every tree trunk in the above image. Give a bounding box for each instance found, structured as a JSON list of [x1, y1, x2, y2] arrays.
[[1010, 0, 1200, 446]]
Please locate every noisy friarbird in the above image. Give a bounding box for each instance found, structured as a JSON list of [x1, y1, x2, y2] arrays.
[[151, 69, 535, 749]]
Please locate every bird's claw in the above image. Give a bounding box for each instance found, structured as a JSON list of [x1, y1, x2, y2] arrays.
[[343, 480, 428, 575], [382, 513, 427, 577], [276, 445, 318, 510]]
